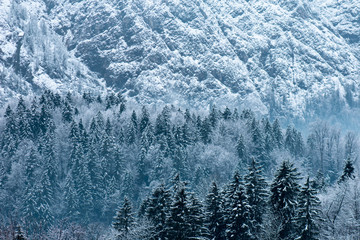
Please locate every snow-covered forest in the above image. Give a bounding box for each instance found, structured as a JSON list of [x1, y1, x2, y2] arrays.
[[0, 91, 359, 239]]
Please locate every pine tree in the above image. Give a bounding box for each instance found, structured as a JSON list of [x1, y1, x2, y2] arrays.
[[1, 105, 19, 159], [223, 107, 232, 120], [296, 177, 322, 240], [187, 194, 206, 239], [167, 186, 192, 239], [222, 171, 251, 239], [236, 135, 247, 169], [250, 119, 268, 171], [62, 101, 73, 123], [64, 172, 79, 219], [338, 157, 355, 183], [16, 97, 31, 140], [40, 126, 58, 190], [227, 180, 251, 240], [38, 105, 52, 134], [113, 198, 135, 236], [126, 121, 137, 145], [29, 98, 40, 140], [209, 105, 219, 128], [14, 225, 26, 240], [140, 106, 150, 134], [146, 184, 171, 240], [263, 118, 274, 154], [245, 158, 268, 238], [272, 119, 283, 149], [155, 106, 171, 137], [200, 117, 212, 144], [205, 182, 225, 240], [23, 166, 54, 230], [270, 160, 301, 240], [137, 148, 149, 186]]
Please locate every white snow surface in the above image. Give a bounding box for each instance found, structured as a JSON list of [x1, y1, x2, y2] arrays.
[[0, 0, 360, 122]]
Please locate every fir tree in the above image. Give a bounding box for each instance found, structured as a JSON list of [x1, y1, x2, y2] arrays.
[[140, 106, 151, 134], [62, 101, 73, 123], [155, 106, 171, 137], [146, 184, 171, 240], [187, 194, 206, 239], [296, 177, 322, 240], [272, 119, 283, 149], [338, 157, 355, 183], [16, 97, 31, 140], [223, 107, 232, 120], [209, 106, 219, 127], [167, 187, 192, 240], [200, 117, 212, 144], [1, 105, 18, 158], [236, 135, 247, 169], [14, 225, 26, 240], [113, 198, 135, 236], [270, 160, 301, 240], [226, 178, 251, 240], [23, 166, 54, 230], [205, 182, 225, 240], [250, 119, 268, 171], [245, 158, 268, 238]]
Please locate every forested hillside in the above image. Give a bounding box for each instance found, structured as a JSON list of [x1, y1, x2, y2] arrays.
[[0, 91, 359, 239]]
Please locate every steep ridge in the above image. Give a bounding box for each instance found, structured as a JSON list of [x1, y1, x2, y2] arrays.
[[0, 0, 105, 105]]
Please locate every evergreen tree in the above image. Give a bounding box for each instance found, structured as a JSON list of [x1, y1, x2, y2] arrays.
[[24, 146, 39, 187], [16, 97, 31, 140], [137, 148, 149, 186], [82, 91, 94, 104], [223, 107, 232, 120], [296, 177, 322, 240], [272, 119, 283, 149], [233, 108, 240, 121], [245, 158, 268, 238], [23, 166, 54, 230], [14, 225, 27, 240], [1, 105, 18, 159], [205, 182, 225, 240], [222, 172, 250, 239], [209, 105, 219, 128], [64, 172, 79, 219], [126, 119, 137, 145], [140, 106, 151, 134], [146, 184, 171, 240], [236, 135, 247, 169], [167, 187, 192, 239], [113, 198, 135, 236], [263, 118, 274, 154], [29, 98, 40, 140], [226, 179, 251, 240], [62, 101, 73, 123], [155, 106, 171, 137], [38, 105, 52, 134], [200, 117, 212, 144], [39, 124, 58, 192], [187, 194, 206, 239], [338, 157, 355, 183], [284, 126, 304, 157], [250, 119, 268, 171], [270, 160, 301, 240]]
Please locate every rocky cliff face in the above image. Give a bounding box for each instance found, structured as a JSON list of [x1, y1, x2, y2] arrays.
[[1, 0, 360, 122]]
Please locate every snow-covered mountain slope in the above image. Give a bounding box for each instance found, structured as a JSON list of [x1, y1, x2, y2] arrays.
[[0, 0, 105, 105], [1, 0, 360, 122]]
